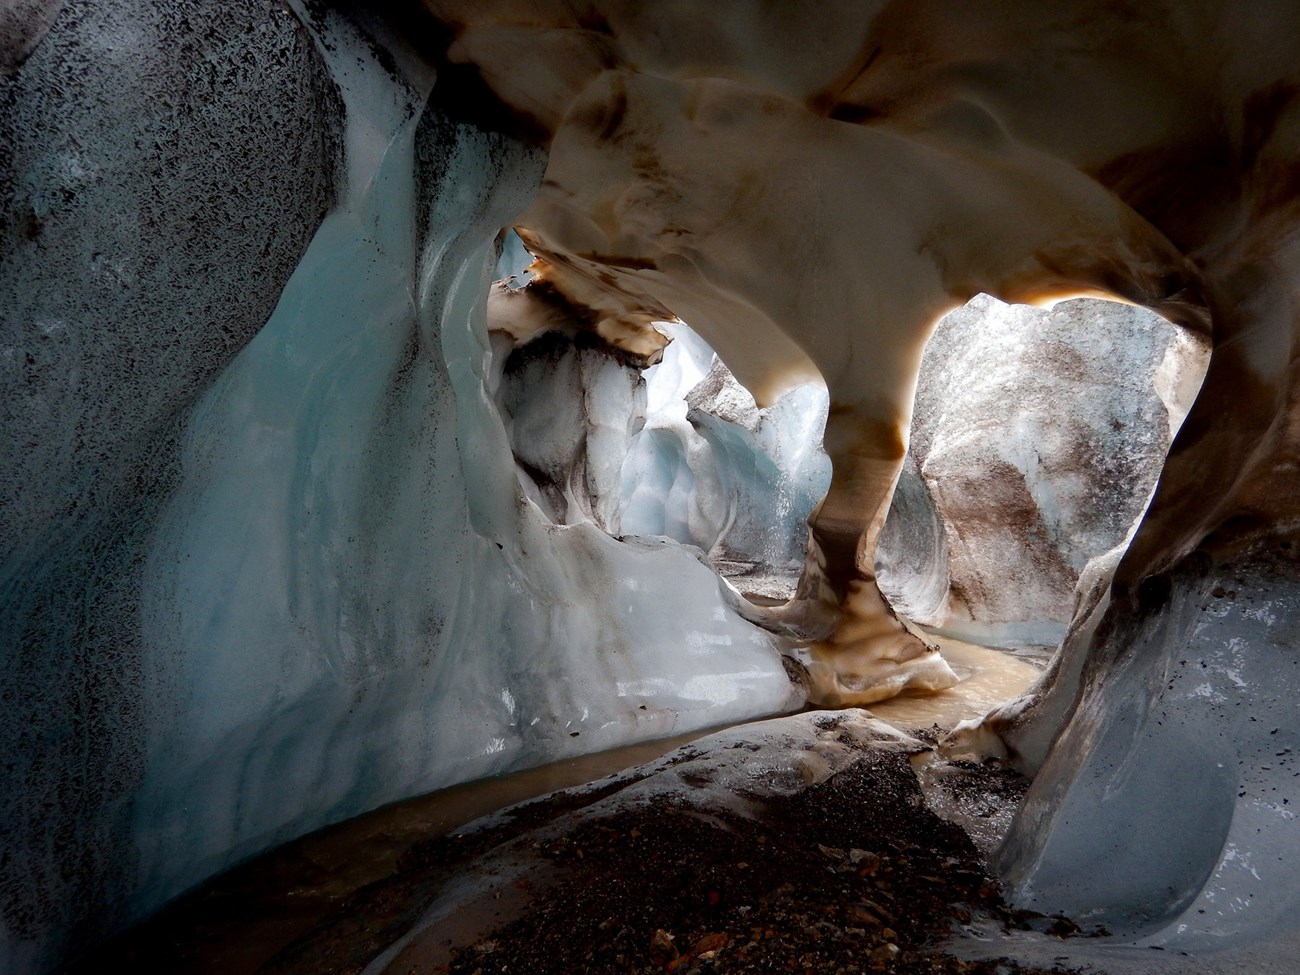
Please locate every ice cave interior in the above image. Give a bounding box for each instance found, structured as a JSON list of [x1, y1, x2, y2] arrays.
[[4, 1, 1300, 973]]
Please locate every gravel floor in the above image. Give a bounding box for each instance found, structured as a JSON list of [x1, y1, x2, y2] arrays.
[[83, 712, 1095, 975]]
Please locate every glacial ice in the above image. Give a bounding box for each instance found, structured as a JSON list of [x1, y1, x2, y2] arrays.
[[490, 313, 834, 604], [970, 549, 1300, 973], [1, 0, 343, 968], [879, 293, 1208, 651], [6, 2, 1300, 974], [616, 322, 832, 599], [129, 6, 801, 926], [1, 6, 801, 971], [604, 292, 1199, 644]]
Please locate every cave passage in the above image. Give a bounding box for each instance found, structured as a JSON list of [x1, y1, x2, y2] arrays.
[[5, 3, 1300, 974]]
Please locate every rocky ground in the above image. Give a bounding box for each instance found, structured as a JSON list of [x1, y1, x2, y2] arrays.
[[439, 760, 1074, 975], [262, 714, 1087, 975], [83, 712, 1091, 975]]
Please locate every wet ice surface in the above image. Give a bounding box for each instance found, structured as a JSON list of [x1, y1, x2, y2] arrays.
[[988, 551, 1300, 975], [124, 8, 801, 928]]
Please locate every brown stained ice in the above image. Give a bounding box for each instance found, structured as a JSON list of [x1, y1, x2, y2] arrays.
[[439, 0, 1300, 713]]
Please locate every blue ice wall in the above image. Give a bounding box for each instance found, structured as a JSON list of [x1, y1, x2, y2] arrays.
[[0, 4, 799, 972], [1, 0, 342, 968], [999, 549, 1300, 960], [617, 325, 832, 595]]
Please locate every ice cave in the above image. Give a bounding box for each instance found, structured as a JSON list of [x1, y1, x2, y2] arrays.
[[3, 2, 1300, 973]]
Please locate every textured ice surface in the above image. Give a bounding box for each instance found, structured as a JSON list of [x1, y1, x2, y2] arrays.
[[494, 326, 653, 531], [988, 550, 1300, 972], [879, 294, 1206, 650], [0, 6, 799, 973], [603, 294, 1203, 643], [594, 291, 1196, 635], [876, 455, 951, 625], [617, 323, 831, 598], [488, 308, 836, 622], [0, 0, 341, 969]]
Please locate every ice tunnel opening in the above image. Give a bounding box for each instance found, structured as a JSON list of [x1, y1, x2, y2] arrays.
[[489, 229, 835, 604], [489, 225, 1212, 731], [877, 291, 1210, 677], [481, 189, 1223, 726]]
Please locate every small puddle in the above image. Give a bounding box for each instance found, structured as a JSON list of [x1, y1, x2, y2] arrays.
[[867, 634, 1044, 731]]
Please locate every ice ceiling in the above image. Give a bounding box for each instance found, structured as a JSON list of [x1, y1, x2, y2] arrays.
[[3, 1, 1300, 972]]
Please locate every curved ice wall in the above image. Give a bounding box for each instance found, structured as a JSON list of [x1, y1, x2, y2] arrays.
[[1, 0, 342, 968], [0, 5, 799, 971]]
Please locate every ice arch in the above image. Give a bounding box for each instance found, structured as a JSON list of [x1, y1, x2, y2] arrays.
[[5, 1, 1300, 973]]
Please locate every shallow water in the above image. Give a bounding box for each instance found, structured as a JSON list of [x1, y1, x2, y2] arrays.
[[87, 723, 759, 975], [867, 635, 1044, 731]]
